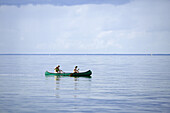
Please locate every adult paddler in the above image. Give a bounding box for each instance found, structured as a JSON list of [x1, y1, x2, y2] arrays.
[[54, 65, 63, 73]]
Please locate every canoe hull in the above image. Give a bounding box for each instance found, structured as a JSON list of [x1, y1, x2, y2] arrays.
[[45, 70, 92, 77]]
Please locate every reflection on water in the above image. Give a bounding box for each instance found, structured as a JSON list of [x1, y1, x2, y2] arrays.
[[55, 76, 61, 81], [53, 76, 92, 99]]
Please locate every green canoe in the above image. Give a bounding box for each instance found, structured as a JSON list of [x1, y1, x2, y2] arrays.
[[45, 70, 92, 77]]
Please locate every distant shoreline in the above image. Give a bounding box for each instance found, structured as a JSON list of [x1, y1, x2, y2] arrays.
[[0, 54, 170, 56]]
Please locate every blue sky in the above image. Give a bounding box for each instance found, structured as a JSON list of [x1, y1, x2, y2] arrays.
[[0, 0, 170, 54]]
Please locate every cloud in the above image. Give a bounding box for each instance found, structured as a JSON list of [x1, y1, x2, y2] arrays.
[[0, 0, 170, 54], [0, 0, 131, 6], [97, 30, 113, 38]]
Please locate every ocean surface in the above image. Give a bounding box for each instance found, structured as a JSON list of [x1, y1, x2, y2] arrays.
[[0, 55, 170, 113]]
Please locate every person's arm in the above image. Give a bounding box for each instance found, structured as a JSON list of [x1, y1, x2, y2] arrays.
[[73, 68, 77, 73]]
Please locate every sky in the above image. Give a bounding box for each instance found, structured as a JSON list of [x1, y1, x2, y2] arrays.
[[0, 0, 170, 54]]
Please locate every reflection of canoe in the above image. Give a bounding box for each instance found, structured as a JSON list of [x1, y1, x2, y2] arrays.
[[45, 70, 92, 77]]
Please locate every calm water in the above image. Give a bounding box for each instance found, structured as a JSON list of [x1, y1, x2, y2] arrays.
[[0, 55, 170, 113]]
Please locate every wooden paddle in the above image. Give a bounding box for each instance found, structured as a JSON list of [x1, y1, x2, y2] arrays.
[[70, 68, 79, 76], [69, 72, 74, 77]]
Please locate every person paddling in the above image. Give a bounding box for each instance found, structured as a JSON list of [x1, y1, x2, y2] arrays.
[[73, 66, 79, 73], [54, 65, 63, 73]]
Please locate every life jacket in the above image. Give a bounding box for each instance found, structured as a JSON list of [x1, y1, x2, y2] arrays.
[[55, 67, 59, 72]]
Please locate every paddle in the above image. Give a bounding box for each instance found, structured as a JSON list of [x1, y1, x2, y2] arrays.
[[69, 72, 74, 77], [70, 68, 79, 77]]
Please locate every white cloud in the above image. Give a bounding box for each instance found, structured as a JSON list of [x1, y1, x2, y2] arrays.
[[0, 0, 170, 54], [97, 30, 113, 38]]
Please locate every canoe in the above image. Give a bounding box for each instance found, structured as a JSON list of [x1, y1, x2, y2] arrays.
[[45, 70, 92, 77]]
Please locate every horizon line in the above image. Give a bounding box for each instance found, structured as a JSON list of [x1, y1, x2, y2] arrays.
[[0, 53, 170, 56]]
